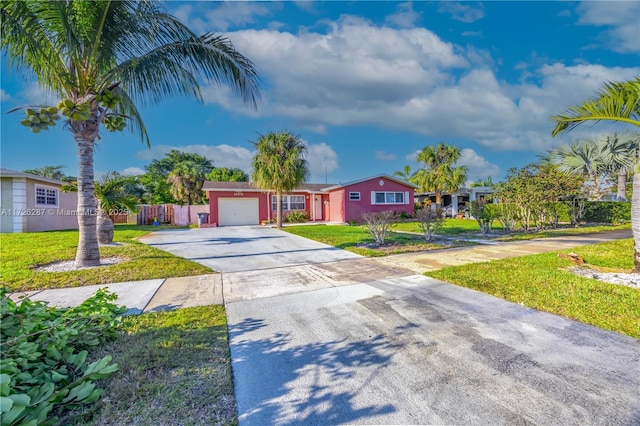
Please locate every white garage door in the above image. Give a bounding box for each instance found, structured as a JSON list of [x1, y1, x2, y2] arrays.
[[218, 198, 259, 226]]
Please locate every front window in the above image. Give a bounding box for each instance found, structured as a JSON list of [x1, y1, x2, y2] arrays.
[[349, 192, 361, 201], [35, 186, 58, 206], [272, 195, 305, 211], [374, 191, 404, 205]]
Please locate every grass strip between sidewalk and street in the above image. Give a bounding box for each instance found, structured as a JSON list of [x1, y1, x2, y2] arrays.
[[0, 225, 213, 291], [57, 305, 236, 426], [426, 239, 640, 339]]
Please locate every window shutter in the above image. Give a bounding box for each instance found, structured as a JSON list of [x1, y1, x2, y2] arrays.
[[405, 191, 410, 205], [371, 191, 376, 204]]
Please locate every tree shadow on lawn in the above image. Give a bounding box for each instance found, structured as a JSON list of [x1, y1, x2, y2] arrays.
[[228, 317, 398, 425]]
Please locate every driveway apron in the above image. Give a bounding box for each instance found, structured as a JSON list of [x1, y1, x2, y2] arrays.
[[141, 226, 640, 425]]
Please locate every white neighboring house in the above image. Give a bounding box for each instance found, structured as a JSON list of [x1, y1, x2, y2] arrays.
[[0, 168, 78, 233], [415, 186, 496, 217]]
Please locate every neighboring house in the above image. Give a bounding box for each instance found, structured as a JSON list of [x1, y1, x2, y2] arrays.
[[415, 186, 496, 217], [0, 168, 78, 233], [203, 175, 418, 226]]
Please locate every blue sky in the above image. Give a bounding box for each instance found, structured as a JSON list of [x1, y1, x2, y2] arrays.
[[1, 1, 639, 184]]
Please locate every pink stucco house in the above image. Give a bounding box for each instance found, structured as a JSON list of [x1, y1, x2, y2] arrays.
[[203, 175, 417, 226]]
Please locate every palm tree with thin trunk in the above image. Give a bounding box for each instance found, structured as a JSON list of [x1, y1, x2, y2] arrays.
[[552, 77, 640, 271], [601, 133, 638, 201], [545, 137, 609, 200], [167, 158, 212, 223], [413, 142, 467, 206], [252, 131, 309, 228], [1, 1, 260, 266]]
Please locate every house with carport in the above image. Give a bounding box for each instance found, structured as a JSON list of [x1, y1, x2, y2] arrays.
[[203, 174, 418, 226]]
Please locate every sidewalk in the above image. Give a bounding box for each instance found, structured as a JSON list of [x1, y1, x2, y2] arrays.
[[9, 274, 223, 315]]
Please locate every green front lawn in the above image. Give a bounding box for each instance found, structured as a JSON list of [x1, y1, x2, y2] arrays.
[[0, 225, 212, 291], [59, 306, 236, 425], [284, 224, 452, 256], [394, 219, 630, 241], [427, 239, 640, 339]]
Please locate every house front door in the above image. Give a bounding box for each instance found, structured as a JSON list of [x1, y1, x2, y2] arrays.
[[314, 196, 323, 221]]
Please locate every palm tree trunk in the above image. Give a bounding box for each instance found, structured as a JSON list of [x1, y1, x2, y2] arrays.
[[632, 169, 640, 272], [617, 171, 627, 201], [276, 190, 283, 228], [435, 192, 442, 206], [75, 136, 100, 267]]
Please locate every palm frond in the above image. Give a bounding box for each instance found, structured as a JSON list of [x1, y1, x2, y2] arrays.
[[552, 77, 640, 136]]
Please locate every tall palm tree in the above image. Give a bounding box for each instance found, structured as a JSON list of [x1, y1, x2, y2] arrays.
[[552, 77, 640, 271], [167, 158, 212, 222], [1, 1, 260, 266], [413, 142, 467, 206], [252, 131, 309, 228], [94, 172, 140, 244]]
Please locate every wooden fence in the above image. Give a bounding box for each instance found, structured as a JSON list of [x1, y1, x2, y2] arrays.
[[136, 204, 209, 226]]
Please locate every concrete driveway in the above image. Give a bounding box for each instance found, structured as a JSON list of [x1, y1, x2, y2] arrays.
[[141, 226, 640, 424], [138, 225, 362, 273]]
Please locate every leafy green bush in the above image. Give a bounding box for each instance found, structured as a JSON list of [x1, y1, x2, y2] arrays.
[[284, 210, 310, 223], [584, 201, 631, 224], [0, 288, 125, 425]]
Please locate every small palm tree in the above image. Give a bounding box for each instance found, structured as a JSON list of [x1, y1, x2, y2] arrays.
[[413, 142, 467, 206], [393, 165, 413, 182], [551, 77, 640, 271], [95, 172, 140, 244], [252, 131, 309, 228], [601, 133, 638, 201], [1, 1, 260, 266], [167, 159, 212, 222]]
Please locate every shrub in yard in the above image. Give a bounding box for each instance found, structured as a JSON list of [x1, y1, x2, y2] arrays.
[[0, 288, 125, 425], [468, 200, 495, 235], [415, 206, 444, 241], [361, 211, 398, 245], [584, 201, 631, 224], [284, 210, 310, 223], [493, 202, 518, 233]]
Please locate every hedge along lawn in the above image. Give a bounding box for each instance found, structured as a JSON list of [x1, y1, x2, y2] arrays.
[[426, 239, 640, 339], [283, 224, 456, 256], [58, 306, 236, 426], [394, 219, 630, 240], [0, 224, 213, 292]]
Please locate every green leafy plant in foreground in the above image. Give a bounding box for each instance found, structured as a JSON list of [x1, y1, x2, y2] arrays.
[[0, 289, 125, 425]]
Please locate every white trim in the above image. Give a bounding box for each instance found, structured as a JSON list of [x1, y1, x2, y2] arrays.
[[372, 191, 406, 205], [323, 174, 419, 191], [12, 178, 27, 233], [34, 184, 59, 207]]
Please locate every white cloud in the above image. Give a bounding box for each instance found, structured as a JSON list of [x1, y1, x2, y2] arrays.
[[385, 2, 421, 28], [304, 141, 339, 181], [576, 1, 640, 53], [406, 150, 421, 162], [20, 82, 57, 106], [120, 167, 145, 176], [455, 149, 500, 183], [172, 2, 275, 33], [198, 16, 638, 155], [438, 2, 485, 23], [135, 144, 254, 172], [0, 89, 11, 102], [375, 150, 397, 161]]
